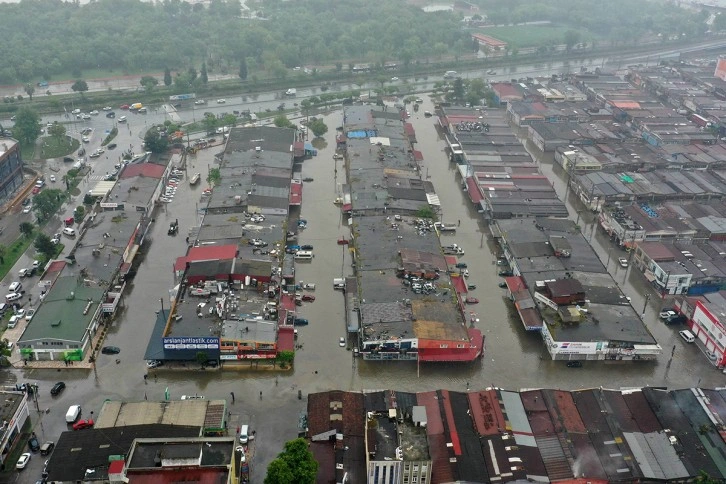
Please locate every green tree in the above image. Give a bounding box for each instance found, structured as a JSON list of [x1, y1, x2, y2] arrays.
[[416, 205, 437, 220], [140, 75, 159, 93], [74, 205, 85, 222], [308, 118, 328, 138], [188, 67, 198, 83], [24, 84, 35, 101], [239, 57, 248, 80], [19, 222, 34, 238], [264, 438, 318, 484], [71, 79, 88, 96], [221, 113, 237, 128], [207, 167, 221, 186], [200, 62, 208, 84], [34, 233, 56, 260], [144, 127, 169, 153], [202, 113, 218, 135], [564, 30, 581, 52], [164, 67, 172, 87], [47, 122, 66, 141], [195, 351, 208, 365], [273, 115, 294, 128], [0, 244, 6, 264], [12, 107, 41, 145], [32, 189, 64, 222]]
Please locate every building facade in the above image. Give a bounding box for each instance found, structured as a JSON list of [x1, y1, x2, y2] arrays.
[[0, 139, 23, 204]]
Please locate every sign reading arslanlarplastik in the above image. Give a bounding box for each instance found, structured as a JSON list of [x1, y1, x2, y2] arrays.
[[163, 336, 220, 351]]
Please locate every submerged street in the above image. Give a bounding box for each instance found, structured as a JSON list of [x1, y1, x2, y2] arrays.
[[6, 94, 724, 483]]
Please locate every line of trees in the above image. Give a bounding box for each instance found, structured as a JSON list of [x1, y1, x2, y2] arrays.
[[0, 0, 704, 86]]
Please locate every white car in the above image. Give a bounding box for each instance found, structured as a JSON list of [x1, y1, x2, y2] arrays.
[[22, 205, 32, 214], [82, 136, 90, 143], [51, 235, 61, 244], [71, 108, 81, 114], [96, 147, 105, 154], [391, 77, 399, 81], [25, 308, 35, 321], [102, 106, 112, 111], [9, 282, 21, 293], [81, 113, 91, 120], [339, 337, 346, 347], [89, 110, 99, 115], [16, 452, 30, 470], [216, 99, 226, 104], [49, 175, 56, 182], [618, 257, 629, 268], [194, 99, 206, 105]]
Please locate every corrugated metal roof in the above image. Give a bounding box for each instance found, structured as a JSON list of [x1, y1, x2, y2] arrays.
[[623, 431, 689, 479], [500, 391, 536, 446], [535, 435, 574, 481]]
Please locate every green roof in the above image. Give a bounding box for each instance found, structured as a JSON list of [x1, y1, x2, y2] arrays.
[[19, 275, 105, 344]]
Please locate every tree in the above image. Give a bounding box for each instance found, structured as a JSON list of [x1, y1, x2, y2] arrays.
[[273, 115, 294, 128], [207, 167, 221, 186], [238, 57, 248, 80], [144, 127, 169, 153], [564, 30, 581, 52], [164, 67, 172, 87], [47, 122, 66, 141], [202, 113, 218, 135], [34, 233, 56, 260], [71, 79, 88, 96], [12, 107, 41, 145], [200, 62, 208, 84], [19, 222, 34, 238], [188, 67, 198, 83], [221, 113, 237, 128], [264, 438, 318, 484], [24, 84, 35, 101], [308, 118, 328, 138], [32, 189, 64, 222], [0, 244, 6, 264], [74, 205, 85, 222], [140, 75, 159, 93]]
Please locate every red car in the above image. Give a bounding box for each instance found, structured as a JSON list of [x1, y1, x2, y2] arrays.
[[465, 297, 479, 304], [32, 187, 40, 195], [120, 104, 130, 110], [72, 419, 94, 430], [301, 294, 315, 302]]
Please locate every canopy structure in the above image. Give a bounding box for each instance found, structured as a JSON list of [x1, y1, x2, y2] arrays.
[[89, 181, 116, 197]]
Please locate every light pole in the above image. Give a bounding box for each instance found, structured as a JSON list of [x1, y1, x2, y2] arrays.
[[642, 293, 650, 316]]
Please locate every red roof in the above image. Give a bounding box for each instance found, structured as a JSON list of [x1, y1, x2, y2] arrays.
[[127, 468, 228, 484], [290, 180, 302, 206], [277, 325, 295, 352], [413, 150, 423, 161], [504, 276, 526, 291], [280, 292, 297, 312], [440, 390, 461, 455], [451, 274, 467, 295], [108, 460, 125, 474], [471, 33, 507, 47], [418, 329, 483, 362], [173, 244, 238, 271], [465, 177, 483, 203], [404, 123, 415, 136], [491, 83, 523, 100], [119, 163, 165, 179]]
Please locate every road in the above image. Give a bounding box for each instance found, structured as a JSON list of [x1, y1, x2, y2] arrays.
[[4, 52, 726, 482]]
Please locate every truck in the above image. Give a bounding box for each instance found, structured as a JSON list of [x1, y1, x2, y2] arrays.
[[443, 244, 465, 256], [130, 103, 143, 111], [285, 88, 297, 97], [434, 222, 457, 232]]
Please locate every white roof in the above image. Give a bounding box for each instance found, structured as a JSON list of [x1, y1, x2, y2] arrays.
[[89, 181, 116, 197]]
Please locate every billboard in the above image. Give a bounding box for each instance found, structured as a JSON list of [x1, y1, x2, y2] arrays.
[[169, 93, 196, 101], [163, 336, 219, 351]]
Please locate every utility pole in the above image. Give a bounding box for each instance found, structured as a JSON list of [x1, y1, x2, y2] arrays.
[[642, 293, 650, 316]]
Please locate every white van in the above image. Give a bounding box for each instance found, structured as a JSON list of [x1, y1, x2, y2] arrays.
[[294, 250, 313, 260], [444, 70, 458, 79], [5, 293, 22, 303], [62, 227, 76, 237], [679, 330, 695, 343], [65, 405, 81, 423], [239, 424, 249, 444], [7, 315, 21, 329]]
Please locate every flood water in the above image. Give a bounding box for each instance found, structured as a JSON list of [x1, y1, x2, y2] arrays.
[[13, 101, 724, 484]]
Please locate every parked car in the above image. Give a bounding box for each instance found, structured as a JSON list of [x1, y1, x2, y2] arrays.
[[50, 381, 66, 396], [618, 257, 629, 268], [293, 318, 309, 326], [339, 337, 346, 347], [28, 435, 40, 452], [465, 297, 479, 304], [146, 360, 163, 369], [659, 310, 677, 320], [101, 346, 120, 355], [72, 419, 94, 430], [40, 441, 55, 456], [498, 270, 513, 277], [566, 361, 583, 368], [16, 453, 31, 470], [301, 294, 315, 302], [216, 99, 226, 104]]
